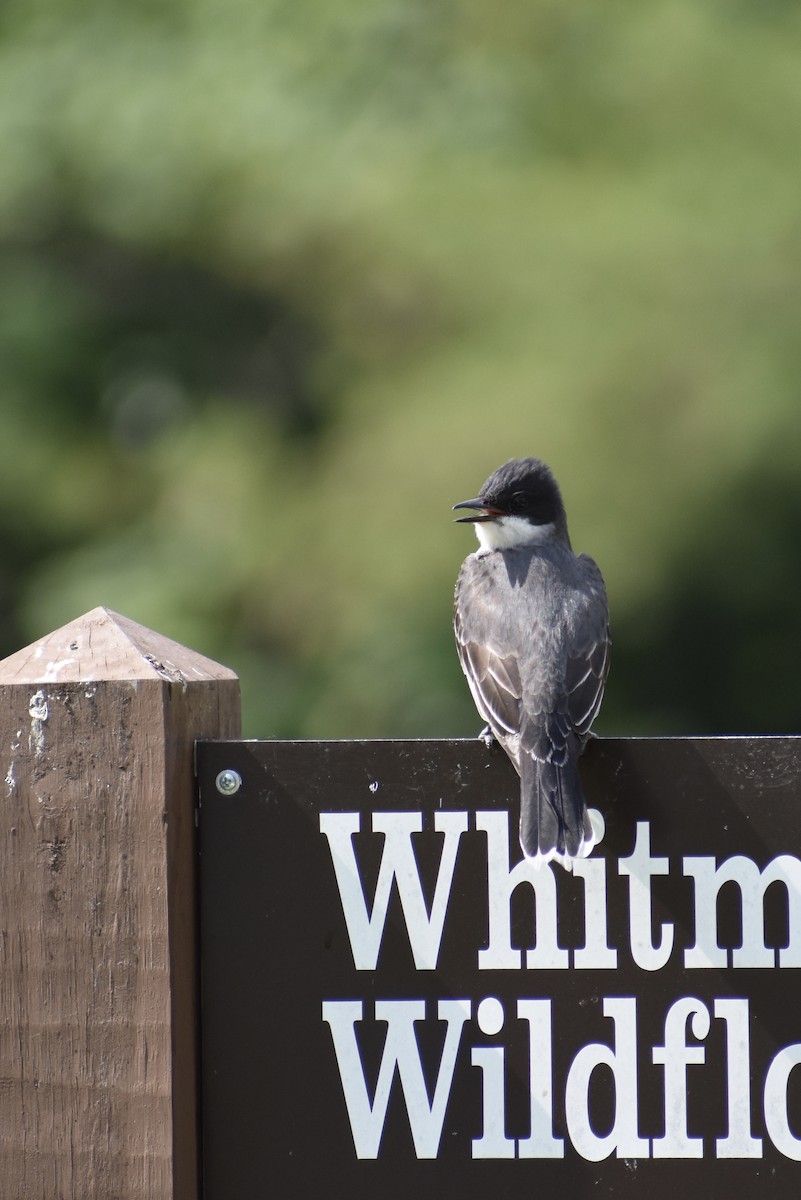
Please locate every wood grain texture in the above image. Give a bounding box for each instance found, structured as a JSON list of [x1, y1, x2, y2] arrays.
[[0, 608, 240, 1199]]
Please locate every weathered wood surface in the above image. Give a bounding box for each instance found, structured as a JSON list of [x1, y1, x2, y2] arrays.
[[0, 607, 240, 1199]]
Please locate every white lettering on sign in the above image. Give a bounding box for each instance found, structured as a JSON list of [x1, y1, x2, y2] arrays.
[[764, 1045, 801, 1160], [564, 997, 649, 1161], [683, 854, 801, 969], [515, 999, 564, 1158], [651, 996, 709, 1158], [322, 998, 470, 1158], [320, 810, 801, 975], [619, 822, 674, 971], [322, 993, 801, 1161], [714, 998, 762, 1158], [319, 811, 467, 970], [477, 811, 567, 970], [319, 809, 801, 1161]]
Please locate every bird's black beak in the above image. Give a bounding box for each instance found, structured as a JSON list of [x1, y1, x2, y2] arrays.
[[452, 498, 503, 524]]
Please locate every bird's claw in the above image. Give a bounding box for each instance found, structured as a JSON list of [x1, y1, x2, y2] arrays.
[[478, 725, 496, 750]]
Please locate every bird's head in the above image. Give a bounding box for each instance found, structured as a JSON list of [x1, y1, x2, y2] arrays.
[[453, 456, 569, 552]]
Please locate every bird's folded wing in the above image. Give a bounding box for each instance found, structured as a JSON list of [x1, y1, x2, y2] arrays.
[[454, 606, 522, 739], [565, 635, 610, 736], [567, 554, 611, 738]]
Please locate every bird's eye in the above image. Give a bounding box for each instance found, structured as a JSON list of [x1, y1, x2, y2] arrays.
[[511, 491, 527, 512]]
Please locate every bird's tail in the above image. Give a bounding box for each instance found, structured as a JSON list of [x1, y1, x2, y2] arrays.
[[519, 750, 595, 871]]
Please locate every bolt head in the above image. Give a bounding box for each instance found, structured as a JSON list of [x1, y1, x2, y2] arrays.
[[215, 769, 243, 796]]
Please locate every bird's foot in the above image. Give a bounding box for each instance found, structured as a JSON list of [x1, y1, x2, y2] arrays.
[[478, 725, 496, 750]]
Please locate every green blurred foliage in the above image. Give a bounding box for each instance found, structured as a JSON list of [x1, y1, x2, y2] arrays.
[[0, 0, 799, 736]]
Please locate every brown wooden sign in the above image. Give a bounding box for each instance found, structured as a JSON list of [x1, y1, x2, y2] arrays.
[[197, 737, 801, 1198]]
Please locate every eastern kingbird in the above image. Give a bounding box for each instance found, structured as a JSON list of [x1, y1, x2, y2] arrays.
[[453, 456, 610, 870]]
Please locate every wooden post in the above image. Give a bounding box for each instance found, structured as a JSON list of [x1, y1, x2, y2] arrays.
[[0, 607, 240, 1199]]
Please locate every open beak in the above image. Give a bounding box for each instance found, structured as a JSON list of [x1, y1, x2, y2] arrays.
[[452, 498, 505, 524]]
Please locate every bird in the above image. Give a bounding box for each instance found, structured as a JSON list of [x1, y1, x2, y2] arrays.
[[452, 456, 610, 870]]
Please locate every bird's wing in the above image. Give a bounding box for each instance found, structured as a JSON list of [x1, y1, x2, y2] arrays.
[[565, 633, 610, 737], [453, 596, 523, 745], [565, 553, 611, 740], [514, 553, 610, 765]]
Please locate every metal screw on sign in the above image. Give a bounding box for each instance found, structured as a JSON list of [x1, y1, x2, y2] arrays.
[[215, 769, 243, 796]]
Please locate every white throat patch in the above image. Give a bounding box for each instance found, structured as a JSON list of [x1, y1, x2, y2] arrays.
[[475, 515, 556, 555]]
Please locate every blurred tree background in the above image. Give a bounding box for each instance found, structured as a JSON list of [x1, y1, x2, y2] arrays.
[[0, 0, 799, 737]]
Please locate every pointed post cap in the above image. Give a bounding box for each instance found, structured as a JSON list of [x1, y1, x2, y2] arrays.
[[0, 607, 238, 685]]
